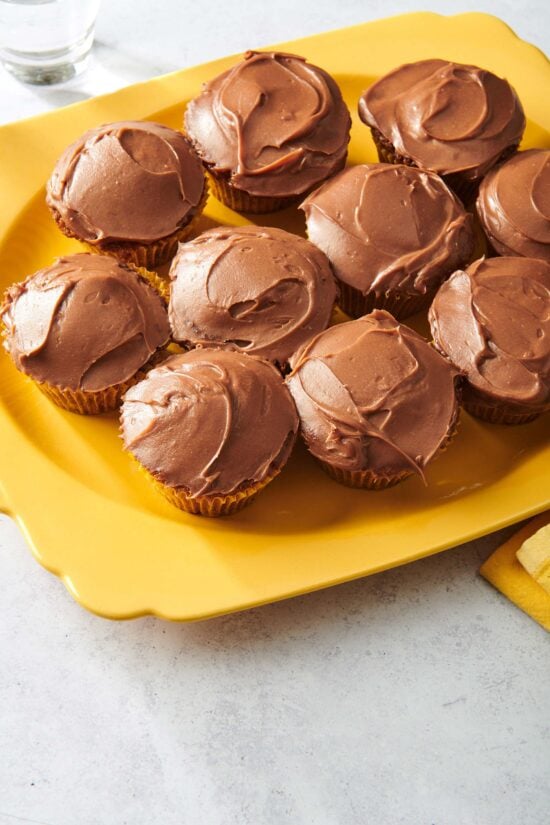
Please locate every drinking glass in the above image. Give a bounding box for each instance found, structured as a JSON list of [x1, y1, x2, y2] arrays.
[[0, 0, 101, 85]]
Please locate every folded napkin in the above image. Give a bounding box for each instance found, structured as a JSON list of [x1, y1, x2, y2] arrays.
[[479, 512, 550, 632]]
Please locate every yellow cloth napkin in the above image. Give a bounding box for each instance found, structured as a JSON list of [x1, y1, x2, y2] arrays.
[[480, 512, 550, 632]]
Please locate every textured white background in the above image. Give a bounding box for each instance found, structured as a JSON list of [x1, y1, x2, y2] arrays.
[[1, 2, 549, 824]]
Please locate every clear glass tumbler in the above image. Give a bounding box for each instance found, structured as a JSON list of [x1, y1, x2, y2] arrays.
[[0, 0, 101, 85]]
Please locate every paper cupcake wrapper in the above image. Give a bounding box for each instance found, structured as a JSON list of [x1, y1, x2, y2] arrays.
[[319, 462, 413, 490], [463, 397, 543, 425], [430, 335, 546, 426], [337, 279, 433, 320], [34, 348, 172, 415], [51, 180, 208, 268], [207, 173, 300, 214], [370, 127, 417, 169], [137, 463, 280, 517], [36, 377, 138, 414], [369, 127, 519, 205], [314, 380, 461, 490], [130, 264, 170, 304]]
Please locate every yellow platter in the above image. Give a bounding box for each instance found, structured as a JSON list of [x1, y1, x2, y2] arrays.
[[0, 12, 549, 620]]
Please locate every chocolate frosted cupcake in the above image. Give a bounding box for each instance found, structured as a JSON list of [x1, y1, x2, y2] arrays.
[[121, 349, 299, 516], [286, 310, 459, 489], [184, 51, 351, 213], [168, 225, 337, 368], [429, 257, 550, 424], [1, 254, 170, 414], [302, 163, 474, 319], [358, 60, 525, 202], [476, 149, 550, 260], [46, 121, 207, 269]]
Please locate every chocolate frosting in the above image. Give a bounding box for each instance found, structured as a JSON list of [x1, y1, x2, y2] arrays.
[[46, 121, 205, 244], [184, 51, 351, 198], [168, 225, 337, 364], [286, 310, 458, 477], [359, 60, 525, 181], [476, 149, 550, 260], [301, 163, 474, 296], [429, 257, 550, 409], [1, 254, 169, 392], [121, 349, 299, 497]]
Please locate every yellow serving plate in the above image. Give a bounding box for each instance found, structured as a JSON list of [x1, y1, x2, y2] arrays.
[[0, 12, 549, 620]]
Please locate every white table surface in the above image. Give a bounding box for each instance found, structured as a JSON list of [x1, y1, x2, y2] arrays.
[[1, 2, 549, 824]]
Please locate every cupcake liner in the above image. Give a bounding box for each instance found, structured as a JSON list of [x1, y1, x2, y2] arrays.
[[316, 419, 460, 490], [34, 348, 171, 415], [438, 389, 462, 453], [51, 180, 209, 268], [206, 144, 348, 214], [319, 462, 413, 490], [463, 395, 544, 425], [370, 127, 417, 169], [207, 173, 299, 214], [138, 463, 280, 517], [337, 279, 433, 320], [369, 127, 519, 205], [316, 378, 461, 490], [430, 342, 546, 425], [36, 377, 139, 414], [130, 264, 170, 303]]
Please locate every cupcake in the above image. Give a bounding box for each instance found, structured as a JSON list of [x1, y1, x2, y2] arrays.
[[120, 349, 299, 516], [286, 310, 460, 489], [301, 163, 474, 319], [429, 257, 550, 424], [476, 149, 550, 261], [358, 59, 525, 202], [184, 51, 351, 213], [1, 254, 170, 414], [46, 121, 207, 269], [168, 225, 337, 369]]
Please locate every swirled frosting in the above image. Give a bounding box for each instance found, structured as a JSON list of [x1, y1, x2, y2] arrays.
[[301, 163, 474, 296], [359, 60, 525, 181], [429, 257, 550, 409], [121, 349, 299, 497], [168, 225, 337, 365], [1, 254, 169, 391], [286, 310, 458, 477], [476, 149, 550, 260], [184, 51, 351, 198], [46, 121, 205, 244]]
